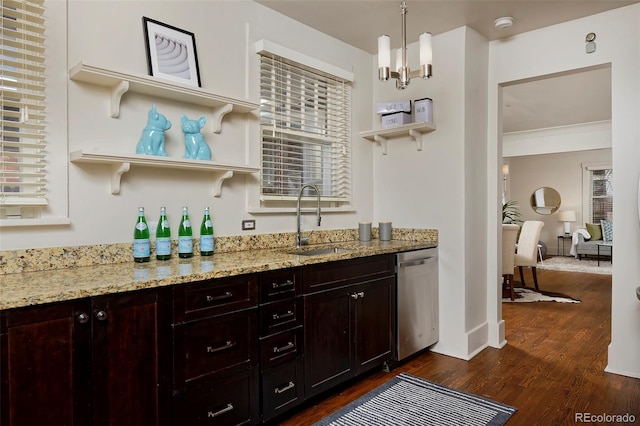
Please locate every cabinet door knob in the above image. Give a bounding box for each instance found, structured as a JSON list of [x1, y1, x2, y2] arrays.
[[358, 291, 365, 299], [351, 292, 359, 299], [95, 310, 108, 321], [77, 312, 90, 324]]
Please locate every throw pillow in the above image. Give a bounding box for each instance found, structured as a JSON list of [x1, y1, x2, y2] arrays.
[[600, 220, 613, 242], [585, 223, 602, 241]]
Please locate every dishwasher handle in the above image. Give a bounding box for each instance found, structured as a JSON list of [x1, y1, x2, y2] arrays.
[[398, 256, 435, 268]]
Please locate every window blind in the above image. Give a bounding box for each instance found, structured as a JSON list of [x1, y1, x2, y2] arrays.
[[1, 0, 47, 207], [587, 166, 613, 223], [258, 53, 351, 202]]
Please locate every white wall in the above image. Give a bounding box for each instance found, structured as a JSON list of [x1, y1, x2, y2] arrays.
[[372, 27, 490, 360], [0, 0, 374, 250], [507, 149, 612, 254], [488, 4, 640, 378]]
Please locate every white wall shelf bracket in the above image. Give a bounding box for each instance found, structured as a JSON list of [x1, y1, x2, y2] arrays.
[[214, 170, 234, 197], [211, 103, 234, 134], [110, 162, 130, 194], [408, 129, 424, 151], [109, 81, 130, 118], [70, 150, 258, 197], [373, 135, 389, 155]]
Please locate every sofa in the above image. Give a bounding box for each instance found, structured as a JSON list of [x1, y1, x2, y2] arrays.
[[572, 221, 613, 260], [575, 233, 611, 259]]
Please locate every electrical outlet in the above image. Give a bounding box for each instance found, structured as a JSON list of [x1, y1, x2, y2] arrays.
[[242, 220, 255, 231], [148, 220, 158, 235]]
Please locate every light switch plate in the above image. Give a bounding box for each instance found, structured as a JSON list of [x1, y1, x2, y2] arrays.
[[148, 221, 158, 235], [242, 220, 255, 231]]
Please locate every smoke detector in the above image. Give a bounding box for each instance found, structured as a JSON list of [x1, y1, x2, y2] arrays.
[[494, 17, 514, 30]]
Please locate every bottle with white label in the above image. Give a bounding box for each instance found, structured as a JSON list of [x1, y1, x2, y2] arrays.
[[133, 207, 150, 263], [178, 206, 193, 258], [156, 206, 171, 260], [200, 207, 214, 256]]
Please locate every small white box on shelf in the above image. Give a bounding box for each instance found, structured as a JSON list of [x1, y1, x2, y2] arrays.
[[414, 97, 433, 123], [376, 100, 411, 115], [381, 112, 412, 128]]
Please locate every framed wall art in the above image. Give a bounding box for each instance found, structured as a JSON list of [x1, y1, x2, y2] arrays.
[[142, 17, 201, 87]]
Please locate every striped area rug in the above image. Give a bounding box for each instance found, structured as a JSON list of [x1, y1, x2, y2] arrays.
[[314, 373, 516, 426]]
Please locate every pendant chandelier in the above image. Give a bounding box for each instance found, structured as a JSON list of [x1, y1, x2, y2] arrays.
[[377, 1, 432, 90]]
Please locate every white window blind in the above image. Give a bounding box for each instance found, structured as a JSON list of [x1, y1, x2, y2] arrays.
[[258, 52, 351, 202], [1, 0, 47, 207], [583, 164, 613, 223]]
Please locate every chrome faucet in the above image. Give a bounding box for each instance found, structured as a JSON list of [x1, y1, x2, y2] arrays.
[[296, 184, 322, 247]]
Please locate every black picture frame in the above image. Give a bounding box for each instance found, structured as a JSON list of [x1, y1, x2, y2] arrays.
[[142, 17, 201, 87]]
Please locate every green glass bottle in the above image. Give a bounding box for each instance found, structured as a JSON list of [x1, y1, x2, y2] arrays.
[[133, 207, 150, 263], [200, 207, 214, 256], [156, 206, 171, 260], [178, 206, 193, 258]]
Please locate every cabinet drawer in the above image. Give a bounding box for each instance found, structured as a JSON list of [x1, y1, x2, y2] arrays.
[[260, 327, 303, 369], [261, 359, 304, 422], [259, 298, 303, 337], [174, 274, 258, 322], [174, 368, 259, 426], [259, 268, 302, 303], [174, 310, 258, 385], [303, 254, 394, 292]]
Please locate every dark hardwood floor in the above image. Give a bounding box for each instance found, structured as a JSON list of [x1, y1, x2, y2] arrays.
[[277, 260, 640, 425]]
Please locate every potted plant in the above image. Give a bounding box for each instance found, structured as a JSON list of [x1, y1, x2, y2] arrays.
[[502, 200, 523, 224]]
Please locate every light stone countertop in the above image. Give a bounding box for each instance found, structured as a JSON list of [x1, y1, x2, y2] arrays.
[[0, 239, 436, 310]]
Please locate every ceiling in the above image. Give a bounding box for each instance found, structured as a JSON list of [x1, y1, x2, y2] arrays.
[[256, 0, 626, 132]]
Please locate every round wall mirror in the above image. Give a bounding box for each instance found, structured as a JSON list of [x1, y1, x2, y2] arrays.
[[530, 187, 561, 215]]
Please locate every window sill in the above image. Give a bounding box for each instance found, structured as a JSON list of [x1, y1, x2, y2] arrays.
[[0, 218, 71, 228], [247, 206, 356, 214]]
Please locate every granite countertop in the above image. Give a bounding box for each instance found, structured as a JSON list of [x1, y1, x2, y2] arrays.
[[0, 239, 436, 310]]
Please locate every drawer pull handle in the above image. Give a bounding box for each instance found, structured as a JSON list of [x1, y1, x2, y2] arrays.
[[208, 403, 234, 418], [272, 279, 294, 289], [206, 292, 233, 303], [274, 381, 295, 394], [272, 310, 294, 321], [273, 341, 295, 353], [206, 341, 236, 354]]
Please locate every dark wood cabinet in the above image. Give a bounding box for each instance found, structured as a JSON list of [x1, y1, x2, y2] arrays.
[[172, 273, 260, 426], [1, 252, 400, 425], [0, 287, 172, 426], [258, 267, 305, 422], [303, 255, 395, 399]]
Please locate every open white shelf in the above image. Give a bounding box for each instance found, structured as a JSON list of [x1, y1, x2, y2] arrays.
[[70, 150, 259, 197], [69, 62, 259, 133], [360, 122, 437, 155]]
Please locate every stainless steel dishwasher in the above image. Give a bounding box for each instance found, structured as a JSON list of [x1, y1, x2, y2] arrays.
[[395, 248, 439, 361]]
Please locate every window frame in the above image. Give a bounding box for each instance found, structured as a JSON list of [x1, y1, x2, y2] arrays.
[[0, 0, 69, 227], [582, 162, 613, 224], [255, 40, 353, 208]]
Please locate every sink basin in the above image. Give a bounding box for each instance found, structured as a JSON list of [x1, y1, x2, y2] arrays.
[[288, 247, 354, 256]]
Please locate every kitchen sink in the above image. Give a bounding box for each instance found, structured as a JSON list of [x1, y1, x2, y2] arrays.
[[287, 247, 354, 256]]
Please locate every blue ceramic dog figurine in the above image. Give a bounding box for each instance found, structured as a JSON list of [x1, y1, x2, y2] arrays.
[[135, 104, 171, 156], [181, 114, 212, 160]]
